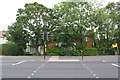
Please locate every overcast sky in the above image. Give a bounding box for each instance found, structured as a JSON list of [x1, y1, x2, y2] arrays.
[[0, 0, 119, 31]]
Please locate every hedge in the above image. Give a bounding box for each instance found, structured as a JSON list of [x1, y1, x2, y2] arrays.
[[2, 42, 23, 56]]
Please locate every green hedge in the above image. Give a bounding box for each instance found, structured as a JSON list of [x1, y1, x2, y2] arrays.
[[83, 47, 98, 56], [2, 42, 23, 56], [47, 46, 63, 56], [46, 46, 115, 56], [46, 46, 82, 56]]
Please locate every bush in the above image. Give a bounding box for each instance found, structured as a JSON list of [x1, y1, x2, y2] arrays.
[[2, 42, 20, 56], [47, 46, 64, 56], [31, 52, 42, 56], [47, 46, 82, 56], [83, 47, 98, 56], [70, 47, 81, 56]]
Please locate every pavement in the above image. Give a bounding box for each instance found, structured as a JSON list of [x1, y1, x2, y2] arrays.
[[1, 56, 120, 79]]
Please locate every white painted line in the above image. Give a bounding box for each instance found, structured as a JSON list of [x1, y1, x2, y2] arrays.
[[28, 77, 31, 78], [12, 61, 26, 66], [102, 60, 106, 62], [111, 63, 120, 67], [34, 71, 36, 73], [96, 77, 99, 78], [0, 56, 4, 57], [81, 62, 99, 78], [28, 61, 48, 78], [88, 69, 91, 71], [30, 60, 34, 61], [91, 71, 93, 73], [93, 74, 96, 76]]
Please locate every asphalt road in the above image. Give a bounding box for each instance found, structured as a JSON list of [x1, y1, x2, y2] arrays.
[[1, 56, 120, 79]]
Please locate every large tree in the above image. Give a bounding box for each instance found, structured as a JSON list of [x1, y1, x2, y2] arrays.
[[16, 2, 56, 55], [6, 22, 30, 54], [53, 2, 92, 50]]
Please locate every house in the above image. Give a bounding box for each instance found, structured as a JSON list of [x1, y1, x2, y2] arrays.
[[0, 31, 7, 44]]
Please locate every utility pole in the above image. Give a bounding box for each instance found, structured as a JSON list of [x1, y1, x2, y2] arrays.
[[43, 31, 47, 59]]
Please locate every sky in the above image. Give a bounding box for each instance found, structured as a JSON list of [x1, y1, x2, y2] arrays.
[[0, 0, 119, 31]]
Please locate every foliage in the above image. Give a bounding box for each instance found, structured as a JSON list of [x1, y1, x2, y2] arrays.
[[53, 2, 92, 50], [83, 47, 98, 56], [2, 42, 24, 56], [6, 22, 29, 53], [70, 47, 81, 56], [31, 52, 42, 56], [47, 46, 63, 56], [5, 1, 120, 56]]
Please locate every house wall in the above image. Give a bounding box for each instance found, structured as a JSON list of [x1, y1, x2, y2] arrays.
[[47, 37, 93, 48]]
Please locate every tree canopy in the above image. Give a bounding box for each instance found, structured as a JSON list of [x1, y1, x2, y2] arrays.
[[6, 1, 120, 55]]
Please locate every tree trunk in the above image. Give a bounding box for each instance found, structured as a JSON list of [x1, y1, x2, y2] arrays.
[[35, 47, 39, 56]]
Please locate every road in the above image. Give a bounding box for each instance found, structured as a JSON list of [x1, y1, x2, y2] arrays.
[[1, 56, 120, 79]]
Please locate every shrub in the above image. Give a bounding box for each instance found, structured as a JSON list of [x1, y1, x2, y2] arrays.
[[83, 47, 98, 56], [31, 52, 42, 56], [2, 42, 21, 56], [70, 47, 81, 56], [47, 46, 64, 56]]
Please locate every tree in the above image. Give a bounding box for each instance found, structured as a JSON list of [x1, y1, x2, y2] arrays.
[[6, 22, 29, 54], [16, 2, 56, 55], [53, 2, 92, 51], [88, 2, 119, 54]]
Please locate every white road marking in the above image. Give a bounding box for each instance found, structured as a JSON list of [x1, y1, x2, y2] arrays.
[[27, 61, 48, 78], [96, 77, 99, 78], [12, 61, 26, 66], [102, 60, 106, 62], [93, 74, 96, 76], [111, 63, 120, 67], [30, 60, 34, 61], [28, 77, 31, 78], [81, 61, 99, 78]]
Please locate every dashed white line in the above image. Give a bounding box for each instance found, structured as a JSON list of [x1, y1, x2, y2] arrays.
[[81, 61, 99, 78], [96, 77, 99, 78], [12, 61, 26, 66], [102, 60, 106, 62], [28, 77, 31, 78], [91, 71, 93, 73], [111, 63, 120, 67], [27, 61, 48, 78], [93, 74, 96, 76], [31, 73, 34, 75]]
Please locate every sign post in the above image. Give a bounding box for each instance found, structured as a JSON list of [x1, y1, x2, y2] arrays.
[[112, 43, 119, 55]]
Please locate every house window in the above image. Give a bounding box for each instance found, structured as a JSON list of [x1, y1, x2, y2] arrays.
[[85, 37, 88, 41]]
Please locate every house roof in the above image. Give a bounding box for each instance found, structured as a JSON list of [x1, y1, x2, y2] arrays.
[[0, 31, 6, 38]]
